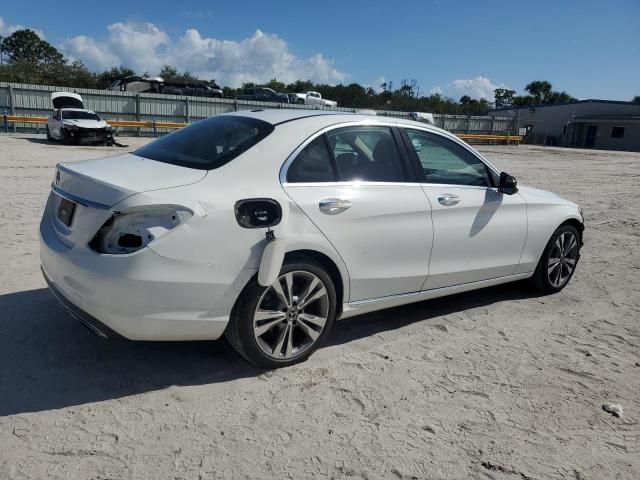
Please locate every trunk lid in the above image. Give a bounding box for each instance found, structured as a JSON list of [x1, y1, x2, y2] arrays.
[[55, 153, 207, 208]]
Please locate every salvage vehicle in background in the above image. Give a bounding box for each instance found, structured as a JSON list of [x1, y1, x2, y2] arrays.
[[108, 76, 223, 98], [289, 91, 338, 107], [108, 76, 164, 93], [46, 92, 115, 144], [40, 110, 584, 369], [160, 81, 223, 98], [236, 87, 289, 103]]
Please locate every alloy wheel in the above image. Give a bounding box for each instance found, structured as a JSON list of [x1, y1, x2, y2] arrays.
[[253, 271, 329, 360], [547, 231, 578, 288]]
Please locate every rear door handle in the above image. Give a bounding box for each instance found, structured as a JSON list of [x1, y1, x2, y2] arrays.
[[319, 198, 351, 215], [437, 194, 460, 206]]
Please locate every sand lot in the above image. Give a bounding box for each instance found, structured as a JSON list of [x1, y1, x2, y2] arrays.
[[0, 134, 638, 479]]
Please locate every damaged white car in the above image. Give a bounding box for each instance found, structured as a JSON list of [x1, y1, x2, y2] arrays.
[[46, 92, 115, 144], [40, 110, 584, 368]]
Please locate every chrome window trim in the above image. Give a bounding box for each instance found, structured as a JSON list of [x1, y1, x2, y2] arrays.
[[283, 181, 426, 188], [279, 119, 503, 186], [398, 124, 502, 179], [279, 120, 403, 185]]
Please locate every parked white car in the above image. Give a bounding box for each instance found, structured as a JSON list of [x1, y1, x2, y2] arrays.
[[47, 92, 114, 144], [290, 91, 338, 107], [40, 110, 584, 368]]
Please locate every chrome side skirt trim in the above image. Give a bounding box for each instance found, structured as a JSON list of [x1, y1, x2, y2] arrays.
[[339, 272, 533, 320]]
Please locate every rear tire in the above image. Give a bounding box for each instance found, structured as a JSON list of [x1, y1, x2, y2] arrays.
[[46, 126, 53, 141], [531, 224, 581, 294], [225, 257, 337, 369]]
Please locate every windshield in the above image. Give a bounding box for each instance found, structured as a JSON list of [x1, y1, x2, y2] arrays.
[[134, 116, 274, 170], [62, 111, 101, 121]]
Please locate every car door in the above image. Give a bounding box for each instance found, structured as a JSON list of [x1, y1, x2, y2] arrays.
[[401, 128, 527, 290], [282, 125, 433, 302]]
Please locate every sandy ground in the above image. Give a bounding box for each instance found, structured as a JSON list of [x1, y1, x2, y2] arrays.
[[0, 134, 638, 480]]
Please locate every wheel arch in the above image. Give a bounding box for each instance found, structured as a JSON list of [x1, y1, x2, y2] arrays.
[[557, 217, 584, 245], [284, 249, 345, 317]]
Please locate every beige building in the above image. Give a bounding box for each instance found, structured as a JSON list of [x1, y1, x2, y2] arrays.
[[489, 100, 640, 152]]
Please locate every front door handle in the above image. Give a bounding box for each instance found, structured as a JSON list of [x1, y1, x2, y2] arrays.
[[438, 194, 460, 206], [319, 198, 351, 215]]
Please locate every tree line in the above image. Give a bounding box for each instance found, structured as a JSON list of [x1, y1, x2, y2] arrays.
[[2, 29, 638, 114]]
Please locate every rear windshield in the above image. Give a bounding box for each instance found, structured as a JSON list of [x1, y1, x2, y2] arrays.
[[62, 111, 100, 120], [134, 116, 274, 170]]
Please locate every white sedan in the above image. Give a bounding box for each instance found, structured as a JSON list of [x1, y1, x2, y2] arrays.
[[47, 92, 113, 144], [40, 110, 584, 368]]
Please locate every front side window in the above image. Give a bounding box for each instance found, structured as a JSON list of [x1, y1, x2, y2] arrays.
[[286, 136, 336, 183], [405, 129, 494, 187], [135, 116, 274, 170], [326, 126, 406, 182]]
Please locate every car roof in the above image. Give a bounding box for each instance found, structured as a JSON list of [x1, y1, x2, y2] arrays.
[[226, 108, 450, 135], [59, 108, 97, 113]]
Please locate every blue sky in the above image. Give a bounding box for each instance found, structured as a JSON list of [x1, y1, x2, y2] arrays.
[[1, 0, 638, 100]]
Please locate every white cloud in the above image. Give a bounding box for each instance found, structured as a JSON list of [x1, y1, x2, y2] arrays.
[[369, 76, 387, 92], [0, 16, 45, 39], [447, 76, 506, 100], [62, 36, 120, 70], [430, 86, 443, 95], [62, 22, 347, 87]]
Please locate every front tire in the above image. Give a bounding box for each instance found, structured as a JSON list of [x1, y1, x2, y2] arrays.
[[46, 125, 53, 141], [225, 257, 337, 369], [61, 129, 72, 145], [531, 224, 581, 294]]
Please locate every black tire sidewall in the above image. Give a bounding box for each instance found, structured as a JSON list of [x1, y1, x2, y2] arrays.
[[228, 259, 337, 369], [534, 224, 580, 293]]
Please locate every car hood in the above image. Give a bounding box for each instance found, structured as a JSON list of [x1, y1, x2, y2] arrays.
[[517, 185, 576, 206], [61, 119, 108, 129], [55, 153, 207, 208]]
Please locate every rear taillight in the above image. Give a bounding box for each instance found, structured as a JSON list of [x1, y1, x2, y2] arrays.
[[89, 205, 193, 254]]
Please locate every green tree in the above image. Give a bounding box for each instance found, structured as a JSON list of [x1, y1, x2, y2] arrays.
[[494, 88, 516, 108], [50, 60, 96, 88], [158, 64, 199, 84], [264, 78, 286, 92], [1, 29, 63, 66], [632, 96, 640, 104], [287, 79, 314, 93], [525, 80, 553, 104], [96, 66, 136, 89]]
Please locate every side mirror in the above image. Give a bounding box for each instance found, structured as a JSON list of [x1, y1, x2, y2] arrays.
[[499, 172, 518, 195], [235, 198, 282, 229]]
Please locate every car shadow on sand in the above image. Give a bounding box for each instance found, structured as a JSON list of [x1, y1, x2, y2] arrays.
[[0, 282, 538, 416], [22, 137, 52, 145]]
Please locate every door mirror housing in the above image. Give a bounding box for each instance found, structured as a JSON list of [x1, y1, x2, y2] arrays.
[[499, 172, 518, 195]]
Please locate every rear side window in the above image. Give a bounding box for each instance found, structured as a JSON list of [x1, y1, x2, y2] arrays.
[[287, 136, 336, 183], [326, 126, 406, 182], [134, 116, 274, 170]]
